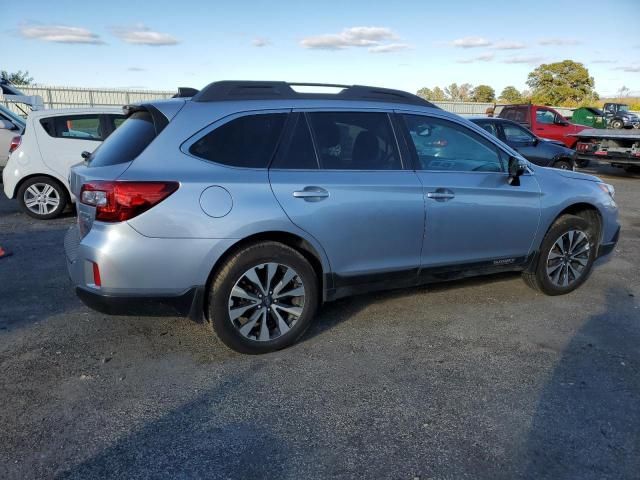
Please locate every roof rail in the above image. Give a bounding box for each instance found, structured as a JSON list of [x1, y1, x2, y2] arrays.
[[191, 81, 436, 108]]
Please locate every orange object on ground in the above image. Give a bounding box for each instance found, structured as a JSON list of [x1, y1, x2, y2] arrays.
[[0, 246, 12, 259]]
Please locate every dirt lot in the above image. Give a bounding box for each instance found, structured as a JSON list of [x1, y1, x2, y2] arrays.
[[1, 165, 639, 480]]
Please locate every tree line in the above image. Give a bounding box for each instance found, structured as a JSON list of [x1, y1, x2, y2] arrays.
[[417, 60, 603, 107]]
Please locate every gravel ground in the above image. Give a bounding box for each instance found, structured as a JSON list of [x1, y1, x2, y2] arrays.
[[1, 165, 639, 480]]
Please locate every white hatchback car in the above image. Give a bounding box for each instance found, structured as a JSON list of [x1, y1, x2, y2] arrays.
[[2, 107, 124, 219]]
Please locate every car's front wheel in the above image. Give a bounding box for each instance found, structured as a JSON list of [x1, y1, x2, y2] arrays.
[[553, 159, 573, 170], [610, 119, 623, 129], [523, 214, 597, 295], [17, 176, 68, 220], [208, 241, 319, 354]]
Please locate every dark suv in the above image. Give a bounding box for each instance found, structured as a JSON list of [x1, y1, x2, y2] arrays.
[[471, 117, 576, 170]]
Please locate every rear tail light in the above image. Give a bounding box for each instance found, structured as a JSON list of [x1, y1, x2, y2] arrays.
[[9, 135, 21, 154], [80, 181, 179, 222]]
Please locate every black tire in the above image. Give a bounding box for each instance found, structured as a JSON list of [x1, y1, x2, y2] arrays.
[[623, 165, 640, 174], [553, 159, 573, 170], [575, 159, 590, 168], [610, 119, 623, 129], [522, 214, 597, 295], [208, 241, 319, 354], [17, 176, 68, 220]]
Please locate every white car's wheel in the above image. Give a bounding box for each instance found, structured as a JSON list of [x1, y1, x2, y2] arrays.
[[17, 176, 68, 220]]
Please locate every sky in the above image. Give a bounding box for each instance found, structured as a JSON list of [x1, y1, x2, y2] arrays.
[[2, 0, 639, 97]]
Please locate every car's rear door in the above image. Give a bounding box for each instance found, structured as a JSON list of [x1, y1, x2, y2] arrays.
[[37, 113, 104, 179], [269, 111, 425, 290], [398, 112, 542, 270]]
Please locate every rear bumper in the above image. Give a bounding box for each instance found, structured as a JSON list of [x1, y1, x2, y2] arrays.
[[75, 285, 205, 319], [64, 222, 235, 320]]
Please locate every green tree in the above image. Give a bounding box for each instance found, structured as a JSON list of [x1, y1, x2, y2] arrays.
[[526, 60, 596, 106], [445, 83, 473, 102], [416, 86, 447, 101], [471, 85, 495, 102], [499, 86, 523, 103], [1, 70, 34, 85]]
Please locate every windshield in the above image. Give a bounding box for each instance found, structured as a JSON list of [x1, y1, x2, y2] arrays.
[[0, 105, 26, 128], [88, 111, 157, 167], [619, 105, 629, 112]]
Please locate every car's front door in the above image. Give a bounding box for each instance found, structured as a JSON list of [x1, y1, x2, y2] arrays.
[[269, 111, 425, 289], [399, 112, 542, 270], [498, 121, 549, 167]]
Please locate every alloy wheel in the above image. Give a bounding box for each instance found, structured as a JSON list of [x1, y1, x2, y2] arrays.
[[546, 230, 590, 287], [23, 183, 60, 216], [228, 262, 306, 342]]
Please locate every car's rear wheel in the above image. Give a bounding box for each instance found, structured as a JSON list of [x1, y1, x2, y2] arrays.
[[575, 159, 590, 168], [17, 176, 68, 220], [553, 159, 572, 170], [523, 215, 597, 295], [208, 241, 319, 354]]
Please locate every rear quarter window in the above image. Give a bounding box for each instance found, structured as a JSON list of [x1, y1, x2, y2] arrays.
[[88, 111, 157, 167], [189, 113, 287, 168]]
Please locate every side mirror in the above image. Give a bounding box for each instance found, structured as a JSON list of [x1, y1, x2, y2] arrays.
[[531, 137, 539, 147], [508, 156, 527, 185], [554, 118, 569, 126], [0, 119, 15, 130]]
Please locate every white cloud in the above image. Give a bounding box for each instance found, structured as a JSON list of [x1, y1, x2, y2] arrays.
[[614, 65, 640, 72], [591, 60, 617, 64], [19, 24, 103, 44], [111, 24, 179, 46], [300, 26, 396, 50], [252, 37, 270, 47], [502, 56, 544, 64], [457, 53, 494, 63], [369, 43, 411, 53], [538, 38, 581, 46], [451, 36, 491, 48], [127, 67, 145, 71], [493, 41, 526, 50]]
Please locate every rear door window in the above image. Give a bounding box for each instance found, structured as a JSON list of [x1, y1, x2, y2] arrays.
[[189, 113, 287, 168], [41, 115, 103, 140], [306, 112, 401, 170], [88, 111, 157, 167]]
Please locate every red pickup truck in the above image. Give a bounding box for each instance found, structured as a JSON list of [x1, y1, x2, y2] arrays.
[[497, 104, 587, 148]]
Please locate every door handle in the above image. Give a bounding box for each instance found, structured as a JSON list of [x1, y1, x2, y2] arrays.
[[293, 187, 329, 201], [426, 190, 455, 200]]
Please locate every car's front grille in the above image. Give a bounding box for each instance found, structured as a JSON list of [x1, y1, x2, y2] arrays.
[[64, 225, 81, 262]]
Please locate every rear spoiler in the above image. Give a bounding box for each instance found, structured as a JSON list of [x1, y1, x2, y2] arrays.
[[172, 87, 199, 98], [121, 104, 169, 135]]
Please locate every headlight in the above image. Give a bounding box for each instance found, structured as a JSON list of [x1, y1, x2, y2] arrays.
[[623, 116, 630, 121], [598, 183, 615, 199]]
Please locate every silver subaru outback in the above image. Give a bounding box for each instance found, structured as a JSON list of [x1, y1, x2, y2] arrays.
[[66, 81, 620, 354]]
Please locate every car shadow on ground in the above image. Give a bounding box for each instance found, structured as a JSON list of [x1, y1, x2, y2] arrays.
[[0, 226, 79, 331], [304, 271, 521, 342], [519, 288, 640, 479], [48, 287, 640, 479], [54, 365, 294, 480]]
